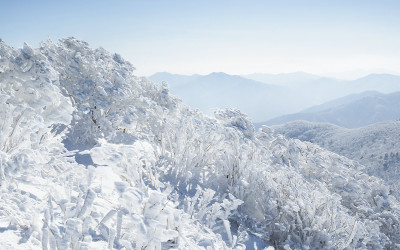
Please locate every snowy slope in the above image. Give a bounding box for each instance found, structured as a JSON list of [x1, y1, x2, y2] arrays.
[[272, 120, 400, 199], [1, 38, 400, 249], [260, 91, 400, 128]]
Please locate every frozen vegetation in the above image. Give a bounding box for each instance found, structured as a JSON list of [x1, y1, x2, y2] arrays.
[[1, 38, 400, 249], [272, 120, 400, 199]]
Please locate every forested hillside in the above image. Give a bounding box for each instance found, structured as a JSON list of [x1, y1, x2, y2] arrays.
[[273, 120, 400, 199]]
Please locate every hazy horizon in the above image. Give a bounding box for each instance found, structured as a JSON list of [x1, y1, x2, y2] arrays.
[[2, 0, 400, 78], [148, 70, 400, 81]]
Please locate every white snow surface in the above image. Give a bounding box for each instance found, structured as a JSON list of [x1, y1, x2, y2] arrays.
[[1, 38, 400, 249]]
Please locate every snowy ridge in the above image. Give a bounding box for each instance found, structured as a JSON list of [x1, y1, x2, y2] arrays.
[[272, 120, 400, 199], [1, 38, 400, 249]]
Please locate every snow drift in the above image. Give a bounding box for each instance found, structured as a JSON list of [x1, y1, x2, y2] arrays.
[[1, 38, 400, 249]]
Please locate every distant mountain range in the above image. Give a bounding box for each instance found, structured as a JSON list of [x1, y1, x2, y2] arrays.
[[260, 91, 400, 128], [149, 72, 400, 123], [271, 120, 400, 198], [243, 72, 400, 93], [150, 72, 290, 121], [243, 72, 322, 86]]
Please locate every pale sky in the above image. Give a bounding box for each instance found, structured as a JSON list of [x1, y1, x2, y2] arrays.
[[1, 0, 400, 78]]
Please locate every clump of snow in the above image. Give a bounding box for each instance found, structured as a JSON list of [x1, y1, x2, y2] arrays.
[[1, 37, 400, 249]]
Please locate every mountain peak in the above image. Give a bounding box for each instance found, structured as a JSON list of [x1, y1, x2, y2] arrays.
[[207, 71, 231, 77]]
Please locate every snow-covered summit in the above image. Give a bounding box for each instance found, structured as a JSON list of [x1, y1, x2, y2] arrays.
[[1, 38, 400, 249]]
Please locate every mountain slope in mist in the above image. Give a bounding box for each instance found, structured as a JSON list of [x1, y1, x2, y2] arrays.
[[261, 91, 400, 128], [150, 72, 400, 123], [148, 72, 200, 88], [151, 72, 289, 122], [242, 72, 321, 86], [244, 72, 400, 94]]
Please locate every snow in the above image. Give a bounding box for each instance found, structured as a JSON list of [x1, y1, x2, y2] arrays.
[[273, 120, 400, 198], [1, 37, 400, 249], [0, 228, 39, 249]]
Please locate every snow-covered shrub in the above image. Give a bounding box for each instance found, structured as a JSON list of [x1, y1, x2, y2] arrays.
[[257, 126, 400, 248], [273, 120, 400, 199], [39, 38, 178, 146], [151, 100, 400, 248], [0, 41, 73, 156], [0, 40, 74, 234]]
